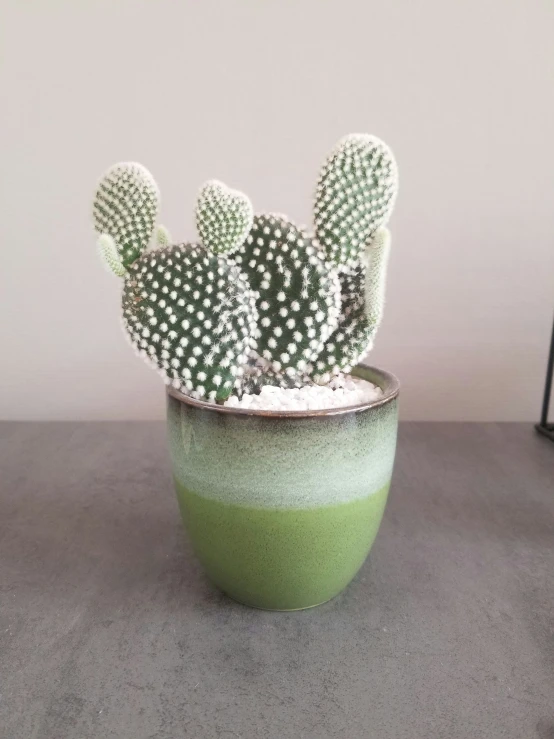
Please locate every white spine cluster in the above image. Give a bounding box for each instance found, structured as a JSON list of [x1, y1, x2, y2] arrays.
[[196, 180, 253, 255]]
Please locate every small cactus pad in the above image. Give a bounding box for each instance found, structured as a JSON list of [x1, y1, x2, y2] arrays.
[[196, 180, 253, 255], [97, 234, 126, 277], [234, 214, 341, 377], [93, 162, 160, 268], [155, 224, 172, 248], [314, 134, 398, 270], [122, 243, 258, 401], [313, 267, 375, 381]]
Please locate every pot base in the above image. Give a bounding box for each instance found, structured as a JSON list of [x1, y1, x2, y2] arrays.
[[176, 482, 389, 611]]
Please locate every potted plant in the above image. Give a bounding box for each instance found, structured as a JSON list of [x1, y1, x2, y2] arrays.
[[92, 134, 399, 610]]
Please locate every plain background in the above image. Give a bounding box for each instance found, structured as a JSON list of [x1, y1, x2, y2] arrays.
[[1, 0, 553, 421]]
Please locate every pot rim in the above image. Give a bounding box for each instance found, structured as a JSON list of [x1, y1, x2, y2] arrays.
[[166, 363, 399, 419]]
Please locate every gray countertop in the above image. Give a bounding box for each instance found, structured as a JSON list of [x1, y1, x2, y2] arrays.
[[1, 421, 554, 739]]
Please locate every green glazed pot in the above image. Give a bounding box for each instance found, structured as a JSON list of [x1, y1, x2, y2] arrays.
[[167, 364, 399, 611]]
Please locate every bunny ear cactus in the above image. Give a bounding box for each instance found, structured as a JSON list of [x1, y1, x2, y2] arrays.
[[93, 162, 160, 273], [92, 133, 398, 404]]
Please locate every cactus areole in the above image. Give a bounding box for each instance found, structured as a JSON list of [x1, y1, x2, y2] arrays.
[[92, 134, 398, 402]]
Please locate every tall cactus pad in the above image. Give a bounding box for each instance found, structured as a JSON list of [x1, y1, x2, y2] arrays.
[[122, 243, 257, 400], [93, 162, 160, 268], [234, 214, 341, 377], [196, 180, 253, 255], [314, 134, 398, 270], [362, 227, 391, 329]]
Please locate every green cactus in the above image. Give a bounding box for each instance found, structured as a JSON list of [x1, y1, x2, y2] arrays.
[[196, 180, 253, 255], [93, 162, 160, 269], [314, 134, 397, 271], [234, 214, 341, 378], [92, 133, 398, 404]]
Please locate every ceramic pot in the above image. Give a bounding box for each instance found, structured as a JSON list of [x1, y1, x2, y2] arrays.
[[167, 364, 399, 611]]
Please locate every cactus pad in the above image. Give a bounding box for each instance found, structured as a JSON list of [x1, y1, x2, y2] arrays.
[[362, 226, 391, 328], [314, 134, 398, 270], [313, 267, 374, 381], [196, 180, 253, 255], [234, 214, 341, 377], [93, 162, 160, 268], [97, 234, 126, 277], [122, 243, 258, 401], [155, 224, 172, 248]]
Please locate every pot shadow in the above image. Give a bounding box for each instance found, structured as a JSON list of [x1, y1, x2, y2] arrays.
[[537, 719, 554, 739]]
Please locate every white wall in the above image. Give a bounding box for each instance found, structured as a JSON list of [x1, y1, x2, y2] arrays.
[[1, 0, 553, 421]]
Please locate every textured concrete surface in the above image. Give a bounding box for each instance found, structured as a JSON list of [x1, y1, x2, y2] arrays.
[[1, 421, 554, 739]]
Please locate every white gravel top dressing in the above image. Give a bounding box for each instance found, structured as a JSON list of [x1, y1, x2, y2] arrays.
[[225, 374, 383, 412]]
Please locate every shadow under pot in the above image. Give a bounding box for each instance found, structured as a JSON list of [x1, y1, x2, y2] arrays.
[[166, 363, 399, 611]]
